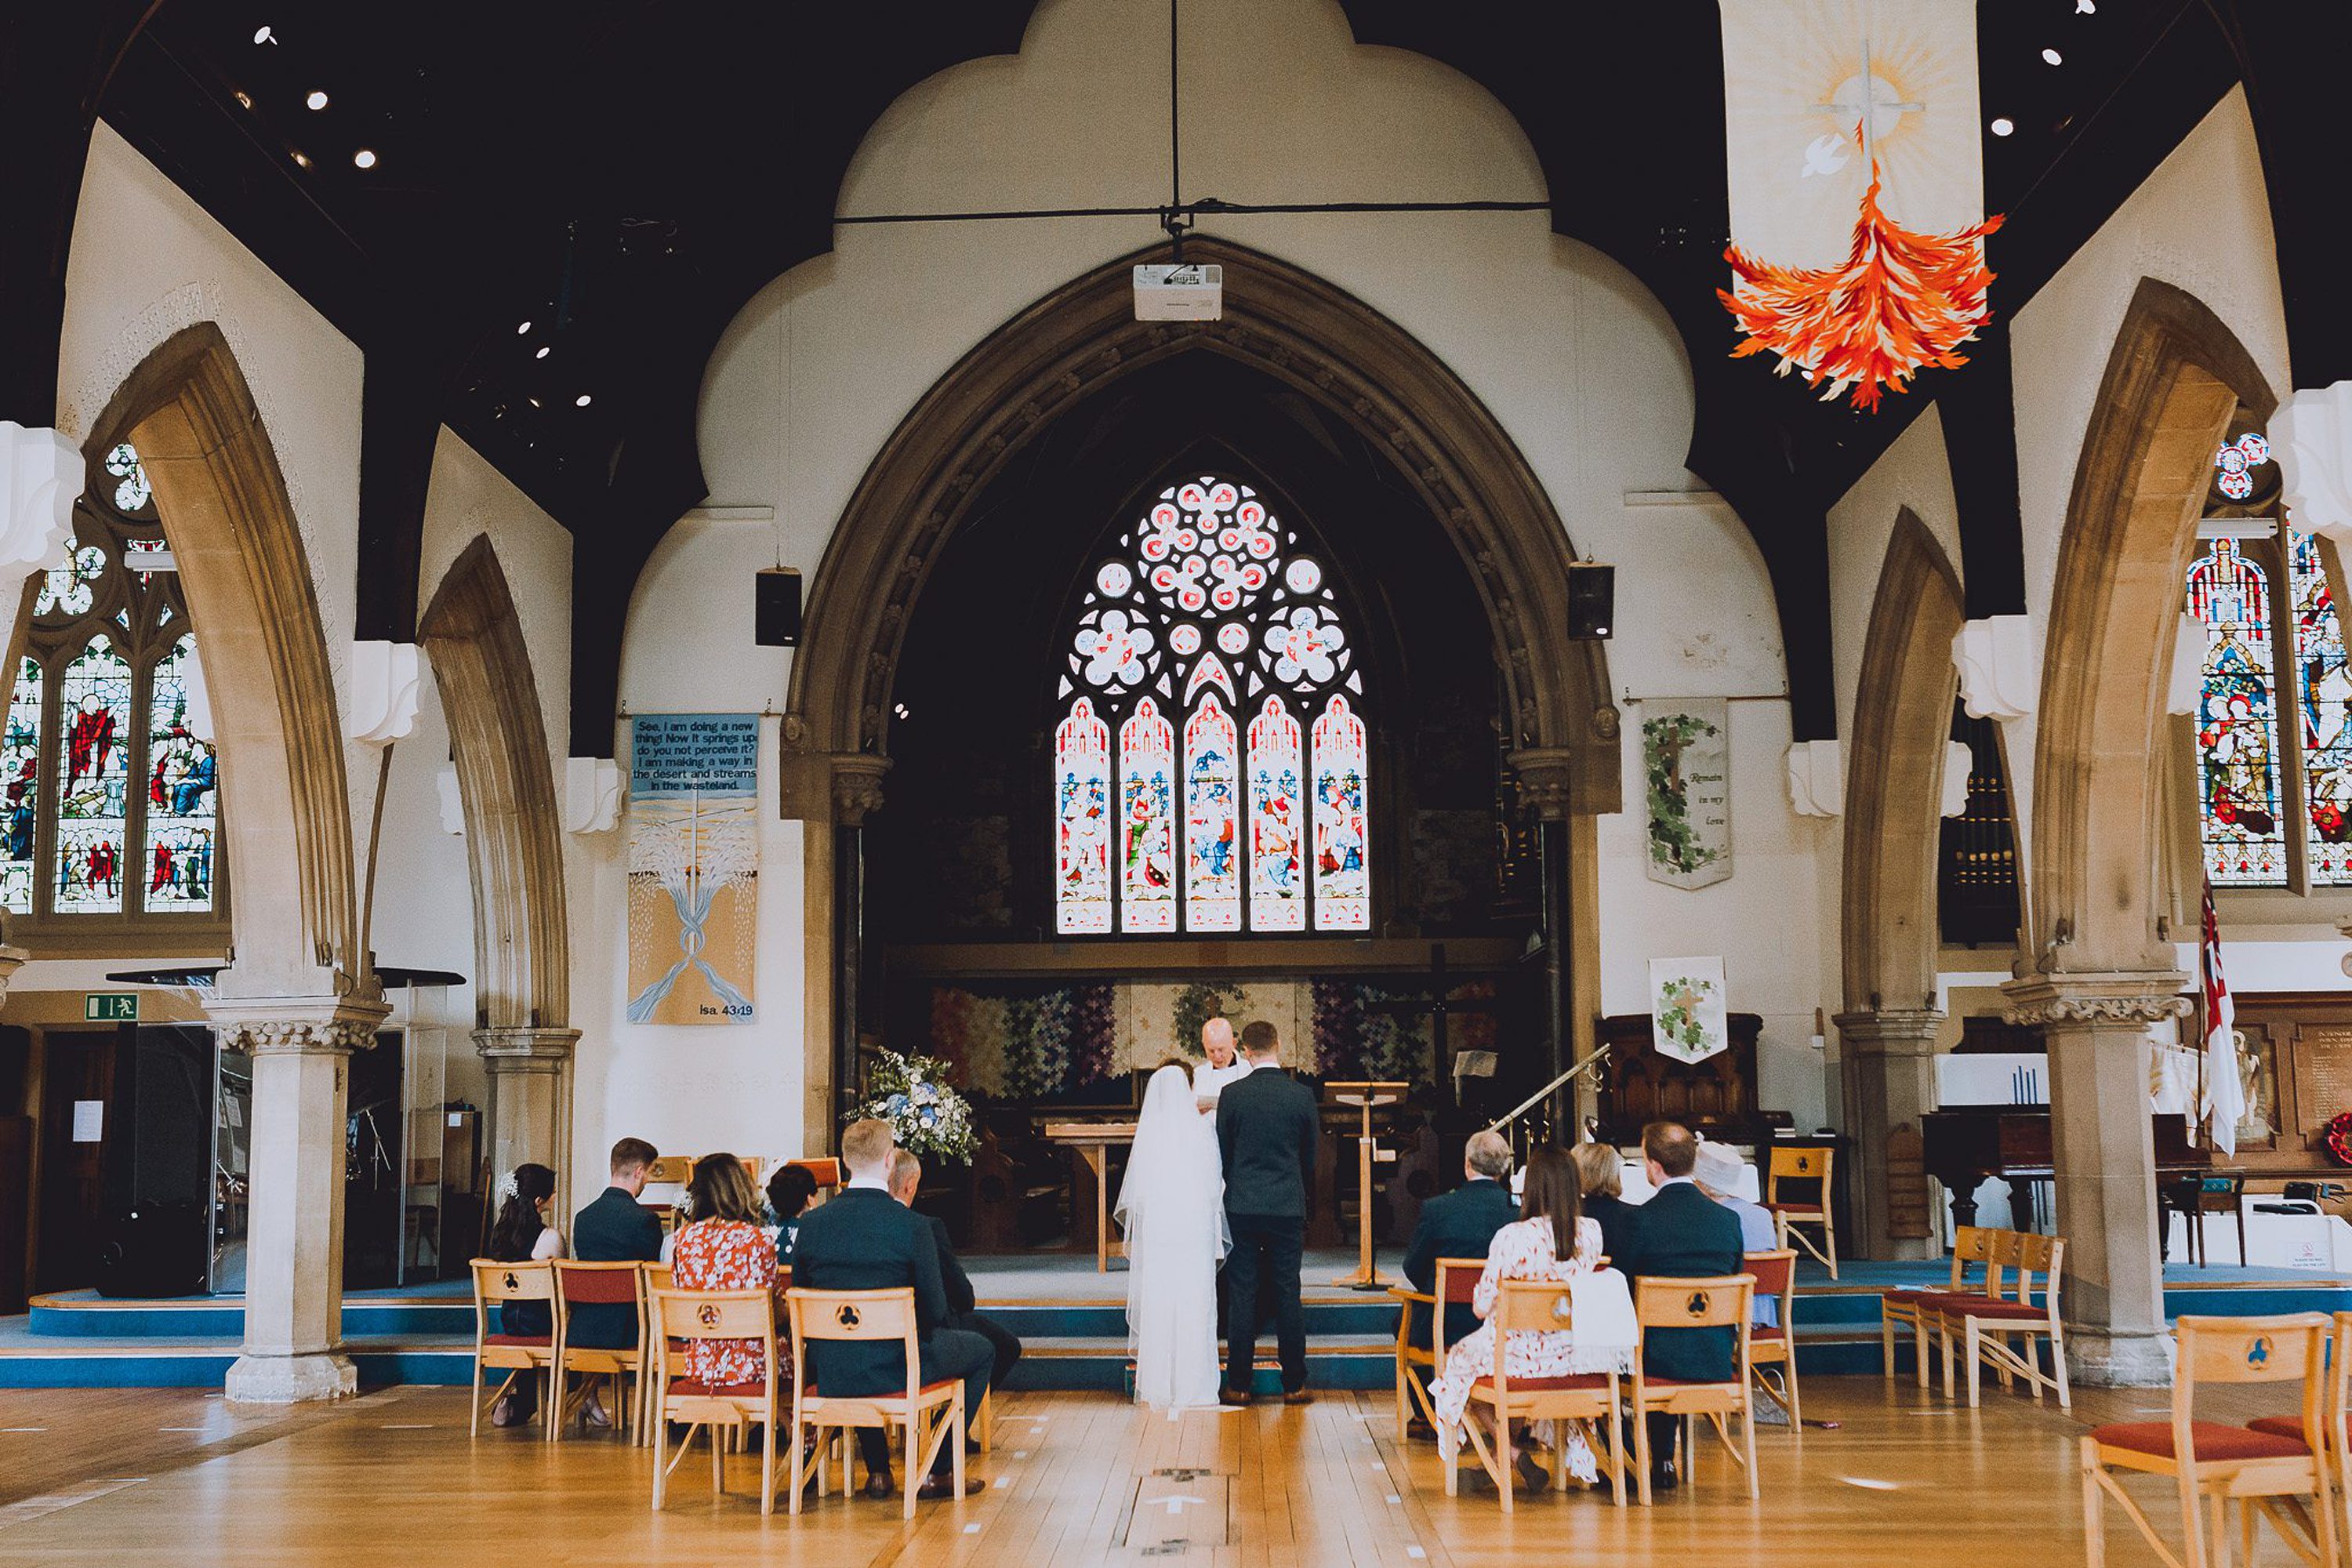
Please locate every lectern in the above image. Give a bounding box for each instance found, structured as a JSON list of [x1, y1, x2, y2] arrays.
[[1325, 1081, 1409, 1290]]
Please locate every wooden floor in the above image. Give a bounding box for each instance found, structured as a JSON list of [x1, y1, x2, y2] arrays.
[[0, 1375, 2292, 1566]]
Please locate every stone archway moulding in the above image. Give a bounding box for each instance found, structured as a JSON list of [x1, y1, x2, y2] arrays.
[[782, 237, 1621, 826]]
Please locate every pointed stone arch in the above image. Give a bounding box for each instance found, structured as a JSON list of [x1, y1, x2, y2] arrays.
[[419, 534, 575, 1181], [1836, 509, 1964, 1260]]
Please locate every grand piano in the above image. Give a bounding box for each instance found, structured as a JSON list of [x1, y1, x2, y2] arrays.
[[1922, 1106, 2210, 1232]]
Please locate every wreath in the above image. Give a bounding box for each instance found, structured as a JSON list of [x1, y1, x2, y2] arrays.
[[2326, 1111, 2352, 1167]]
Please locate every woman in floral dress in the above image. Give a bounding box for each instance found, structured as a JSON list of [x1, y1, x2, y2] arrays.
[[1428, 1146, 1619, 1486], [670, 1153, 787, 1392]]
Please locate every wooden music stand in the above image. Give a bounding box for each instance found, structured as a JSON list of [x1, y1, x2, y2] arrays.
[[1326, 1082, 1409, 1290]]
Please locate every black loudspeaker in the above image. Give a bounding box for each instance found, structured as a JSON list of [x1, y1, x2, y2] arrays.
[[756, 568, 803, 647], [1566, 562, 1615, 640]]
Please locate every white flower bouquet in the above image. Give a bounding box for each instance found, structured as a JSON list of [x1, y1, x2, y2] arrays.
[[853, 1049, 979, 1163]]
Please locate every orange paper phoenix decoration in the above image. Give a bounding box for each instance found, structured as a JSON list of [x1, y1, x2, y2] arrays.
[[1721, 156, 2003, 413]]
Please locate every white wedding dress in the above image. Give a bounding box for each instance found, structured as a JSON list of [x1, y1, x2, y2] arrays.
[[1115, 1064, 1230, 1413]]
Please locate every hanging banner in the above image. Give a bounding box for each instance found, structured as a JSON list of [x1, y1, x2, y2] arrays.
[[1642, 698, 1732, 889], [627, 713, 761, 1025], [1718, 0, 2001, 412], [1650, 957, 1731, 1065]]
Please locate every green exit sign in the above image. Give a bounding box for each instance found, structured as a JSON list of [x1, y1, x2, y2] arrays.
[[84, 993, 139, 1023]]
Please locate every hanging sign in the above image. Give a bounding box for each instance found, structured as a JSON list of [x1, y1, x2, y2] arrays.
[[626, 714, 761, 1025], [1650, 958, 1731, 1065], [1641, 699, 1732, 889], [1718, 0, 2002, 411]]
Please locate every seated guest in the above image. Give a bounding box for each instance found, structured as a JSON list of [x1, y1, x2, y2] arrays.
[[1617, 1120, 1745, 1490], [891, 1151, 1022, 1392], [1692, 1141, 1779, 1321], [1426, 1147, 1615, 1490], [1570, 1142, 1638, 1261], [564, 1138, 663, 1429], [1399, 1129, 1519, 1437], [486, 1162, 564, 1428], [766, 1163, 820, 1265], [669, 1152, 786, 1400], [792, 1120, 990, 1502]]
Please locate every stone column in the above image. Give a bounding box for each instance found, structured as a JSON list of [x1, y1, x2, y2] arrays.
[[2002, 971, 2187, 1387], [209, 992, 390, 1403], [1833, 1009, 1944, 1261], [831, 756, 889, 1128], [474, 1025, 580, 1188]]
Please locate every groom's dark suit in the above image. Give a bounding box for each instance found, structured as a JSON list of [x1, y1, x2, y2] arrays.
[[1215, 1062, 1319, 1396]]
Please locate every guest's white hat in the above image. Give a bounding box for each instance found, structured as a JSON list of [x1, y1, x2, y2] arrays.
[[1693, 1138, 1745, 1193]]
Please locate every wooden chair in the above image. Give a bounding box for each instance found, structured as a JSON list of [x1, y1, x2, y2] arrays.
[[2082, 1313, 2337, 1568], [1881, 1225, 1996, 1386], [1742, 1249, 1799, 1426], [787, 1158, 844, 1205], [646, 1155, 697, 1185], [2244, 1309, 2352, 1560], [467, 1258, 557, 1438], [1766, 1145, 1836, 1279], [1926, 1229, 2070, 1410], [648, 1287, 782, 1515], [786, 1286, 966, 1520], [550, 1260, 648, 1445], [1443, 1278, 1626, 1511], [1388, 1255, 1482, 1443], [1628, 1274, 1757, 1506]]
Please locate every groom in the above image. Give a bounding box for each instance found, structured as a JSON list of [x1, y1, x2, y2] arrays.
[[1214, 1020, 1319, 1406]]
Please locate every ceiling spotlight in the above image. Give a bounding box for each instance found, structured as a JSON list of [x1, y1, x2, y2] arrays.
[[234, 89, 254, 110], [291, 150, 312, 169], [2042, 47, 2063, 64], [306, 89, 328, 111], [1990, 117, 2015, 136], [352, 148, 376, 169], [575, 394, 593, 408], [516, 320, 532, 335], [528, 397, 542, 409], [534, 346, 550, 360], [252, 24, 277, 45], [2077, 0, 2096, 11]]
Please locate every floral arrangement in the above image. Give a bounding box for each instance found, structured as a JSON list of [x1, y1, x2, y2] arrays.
[[853, 1049, 979, 1163], [2325, 1110, 2352, 1168]]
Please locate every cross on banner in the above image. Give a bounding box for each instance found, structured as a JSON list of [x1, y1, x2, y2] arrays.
[[1813, 38, 1922, 168]]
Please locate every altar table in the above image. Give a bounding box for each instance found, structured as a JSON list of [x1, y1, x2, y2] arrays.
[[1044, 1120, 1138, 1272]]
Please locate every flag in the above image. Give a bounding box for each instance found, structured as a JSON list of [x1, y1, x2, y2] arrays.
[[2200, 879, 2245, 1156]]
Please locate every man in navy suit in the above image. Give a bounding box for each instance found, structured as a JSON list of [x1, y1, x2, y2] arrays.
[[1216, 1020, 1320, 1405], [793, 1120, 990, 1501], [1617, 1120, 1745, 1490], [891, 1150, 1022, 1390], [1399, 1129, 1517, 1436], [568, 1137, 664, 1349]]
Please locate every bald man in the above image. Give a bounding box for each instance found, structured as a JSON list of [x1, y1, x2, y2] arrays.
[[1192, 1015, 1253, 1111]]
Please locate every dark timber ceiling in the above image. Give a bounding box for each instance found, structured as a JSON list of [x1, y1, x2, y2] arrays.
[[9, 0, 2335, 753]]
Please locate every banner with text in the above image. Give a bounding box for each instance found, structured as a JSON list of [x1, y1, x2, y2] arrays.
[[1641, 698, 1732, 889], [627, 713, 760, 1025]]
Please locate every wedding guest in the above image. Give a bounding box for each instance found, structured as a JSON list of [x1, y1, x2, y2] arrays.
[[1399, 1130, 1518, 1438], [1616, 1120, 1744, 1491], [486, 1162, 563, 1428], [670, 1152, 786, 1401], [1690, 1139, 1784, 1424], [1426, 1146, 1616, 1490], [891, 1151, 1022, 1391], [766, 1162, 820, 1265], [1192, 1016, 1251, 1109], [1570, 1141, 1639, 1261], [563, 1138, 662, 1431], [793, 1120, 989, 1501]]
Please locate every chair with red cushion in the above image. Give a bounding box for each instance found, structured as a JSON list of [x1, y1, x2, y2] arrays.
[[1882, 1225, 1996, 1387], [1923, 1229, 2070, 1410], [648, 1286, 782, 1514], [550, 1260, 648, 1446], [467, 1258, 557, 1439], [1766, 1145, 1836, 1279], [1443, 1276, 1626, 1511], [1742, 1248, 1800, 1426], [1388, 1255, 1482, 1443], [2245, 1309, 2352, 1563], [786, 1286, 964, 1521], [1629, 1273, 1758, 1506], [2082, 1312, 2336, 1568]]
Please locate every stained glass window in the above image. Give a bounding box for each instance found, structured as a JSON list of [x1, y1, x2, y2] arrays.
[[1054, 475, 1370, 934], [2, 440, 226, 929], [2188, 537, 2287, 885], [2289, 531, 2352, 885]]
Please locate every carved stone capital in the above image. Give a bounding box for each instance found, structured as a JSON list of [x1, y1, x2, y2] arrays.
[[832, 753, 893, 826], [1832, 1009, 1944, 1054], [473, 1025, 580, 1074], [206, 993, 390, 1056], [1509, 746, 1577, 821], [0, 942, 29, 1011], [2000, 971, 2190, 1029]]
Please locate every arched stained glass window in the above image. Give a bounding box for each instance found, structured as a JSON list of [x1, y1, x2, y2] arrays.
[[1054, 476, 1371, 935], [2189, 537, 2286, 885], [2291, 530, 2352, 884], [0, 442, 223, 927]]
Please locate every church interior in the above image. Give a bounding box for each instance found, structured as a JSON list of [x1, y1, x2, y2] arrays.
[[2, 0, 2351, 1563]]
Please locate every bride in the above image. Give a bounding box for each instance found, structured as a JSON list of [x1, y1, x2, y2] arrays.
[[1114, 1062, 1230, 1412]]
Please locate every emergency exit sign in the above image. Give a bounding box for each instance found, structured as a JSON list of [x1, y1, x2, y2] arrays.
[[85, 993, 139, 1023]]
